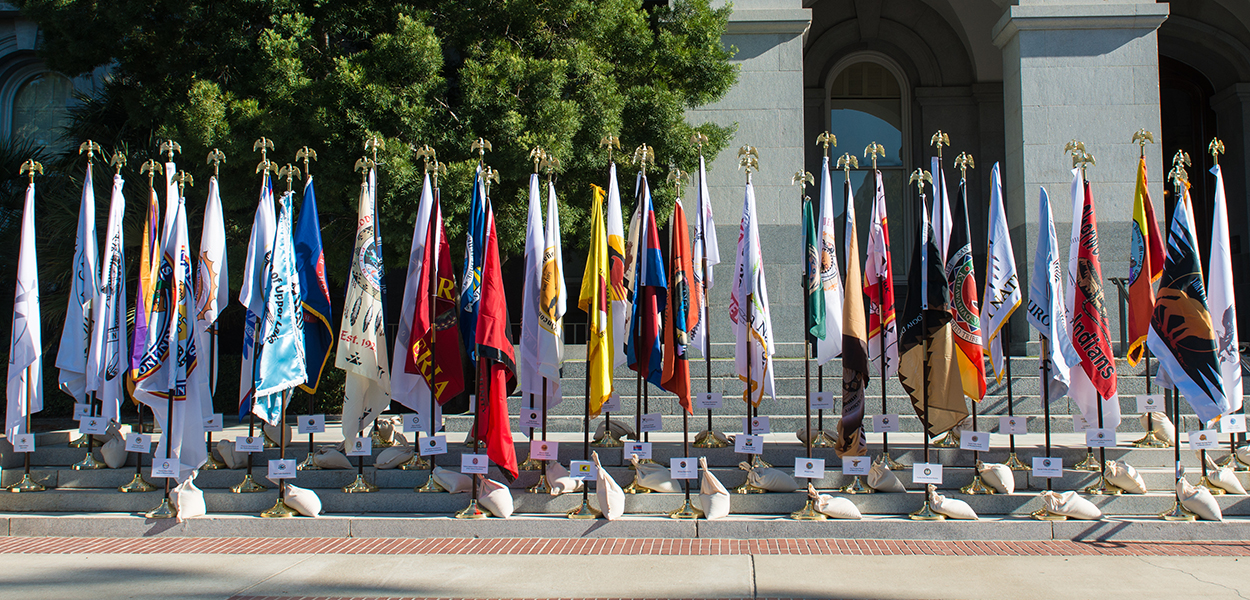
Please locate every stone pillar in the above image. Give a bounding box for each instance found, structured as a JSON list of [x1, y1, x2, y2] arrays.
[[993, 1, 1169, 352], [1211, 83, 1250, 337]]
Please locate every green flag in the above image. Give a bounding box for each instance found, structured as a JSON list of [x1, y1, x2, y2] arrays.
[[804, 197, 825, 341]]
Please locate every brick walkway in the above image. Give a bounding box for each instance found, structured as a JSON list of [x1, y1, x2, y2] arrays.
[[0, 537, 1245, 556]]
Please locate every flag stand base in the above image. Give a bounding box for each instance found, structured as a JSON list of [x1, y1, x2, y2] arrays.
[[789, 499, 826, 521], [260, 498, 299, 518], [1160, 500, 1197, 521], [1003, 452, 1028, 471], [398, 455, 431, 470], [959, 474, 995, 495], [1074, 449, 1100, 471], [416, 476, 446, 493], [1084, 476, 1123, 495], [669, 499, 704, 520], [231, 474, 268, 494], [1216, 453, 1249, 472], [747, 455, 772, 469], [201, 455, 227, 470], [567, 498, 601, 520], [908, 499, 945, 521], [590, 431, 624, 448], [1131, 429, 1171, 448], [297, 453, 322, 471], [1197, 476, 1227, 496], [623, 476, 652, 495], [144, 498, 177, 519], [369, 430, 396, 448], [68, 435, 100, 449], [7, 474, 45, 493], [455, 499, 488, 519], [263, 433, 278, 448], [693, 430, 730, 448], [839, 476, 874, 494], [932, 432, 959, 448], [342, 474, 378, 494], [875, 453, 907, 471], [118, 474, 157, 493], [809, 430, 837, 448], [732, 481, 766, 494], [71, 452, 106, 471], [519, 454, 544, 471], [462, 435, 484, 448], [527, 473, 553, 494], [1030, 508, 1068, 521]]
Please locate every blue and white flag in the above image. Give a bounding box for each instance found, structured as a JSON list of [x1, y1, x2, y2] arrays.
[[460, 168, 487, 362], [6, 182, 42, 440], [238, 177, 276, 419], [253, 188, 306, 425], [1027, 187, 1078, 403], [56, 164, 98, 401], [86, 173, 128, 422], [730, 175, 775, 406], [690, 155, 720, 358], [813, 155, 844, 364]]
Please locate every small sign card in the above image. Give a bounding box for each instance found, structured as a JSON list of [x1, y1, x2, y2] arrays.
[[267, 459, 297, 480], [235, 435, 264, 453], [602, 392, 622, 413], [873, 414, 900, 433], [794, 457, 825, 479], [461, 453, 489, 474], [640, 413, 664, 433], [960, 430, 991, 452], [519, 408, 541, 429], [11, 433, 33, 453], [401, 413, 423, 433], [346, 436, 372, 456], [670, 457, 697, 480], [1136, 394, 1164, 413], [809, 391, 834, 411], [530, 440, 559, 461], [735, 434, 764, 455], [1085, 428, 1116, 448], [78, 418, 107, 435], [696, 392, 722, 410], [467, 394, 476, 414], [742, 416, 770, 435], [299, 414, 326, 434], [125, 433, 151, 454], [1032, 456, 1063, 478], [419, 435, 448, 456], [1221, 414, 1247, 434], [203, 413, 224, 432], [1000, 416, 1027, 435], [569, 460, 596, 480], [623, 442, 652, 461], [151, 459, 178, 479], [1189, 429, 1220, 450], [842, 455, 870, 476], [912, 463, 943, 484], [73, 403, 91, 420], [1073, 412, 1090, 433]]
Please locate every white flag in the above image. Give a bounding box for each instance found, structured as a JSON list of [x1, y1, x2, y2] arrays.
[[519, 173, 552, 403], [390, 172, 440, 433], [6, 182, 42, 440], [605, 163, 629, 368], [1209, 164, 1241, 415], [86, 173, 127, 422], [691, 155, 721, 358], [813, 156, 843, 364], [536, 177, 566, 406], [982, 163, 1021, 382], [1064, 169, 1118, 427], [730, 176, 775, 406], [238, 177, 276, 419], [56, 164, 98, 401], [865, 169, 898, 378], [1027, 186, 1078, 403], [930, 157, 952, 266], [195, 174, 228, 396]]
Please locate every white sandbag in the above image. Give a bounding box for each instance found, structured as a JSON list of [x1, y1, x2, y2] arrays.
[[593, 451, 625, 520], [1178, 477, 1223, 521], [867, 462, 906, 493], [262, 421, 293, 447], [432, 466, 472, 493], [699, 430, 730, 445], [216, 439, 244, 469], [96, 435, 128, 469], [632, 455, 681, 492], [1138, 412, 1176, 446], [312, 446, 354, 470], [593, 419, 636, 442], [547, 461, 583, 495], [1104, 460, 1147, 494], [928, 484, 978, 520], [478, 477, 514, 518], [977, 461, 1014, 494], [1040, 490, 1102, 520], [795, 428, 830, 445], [810, 484, 861, 519], [1203, 454, 1247, 494], [170, 477, 206, 522], [103, 419, 124, 442], [743, 461, 800, 493], [374, 446, 414, 469], [284, 483, 322, 517], [1235, 445, 1250, 466], [698, 456, 730, 519]]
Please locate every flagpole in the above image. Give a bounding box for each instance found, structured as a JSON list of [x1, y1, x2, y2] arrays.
[[71, 145, 106, 471], [1031, 335, 1067, 520], [908, 167, 942, 521], [866, 147, 902, 470], [625, 146, 654, 494], [687, 136, 727, 450], [235, 150, 275, 494], [734, 157, 765, 495], [1160, 387, 1196, 519], [118, 402, 156, 492], [1130, 130, 1169, 451], [568, 354, 598, 518], [203, 149, 229, 471], [7, 163, 44, 493], [143, 388, 178, 519], [417, 162, 447, 493], [791, 170, 824, 520], [294, 149, 323, 472], [1003, 326, 1027, 471], [456, 357, 488, 519], [400, 148, 436, 474], [8, 366, 45, 492]]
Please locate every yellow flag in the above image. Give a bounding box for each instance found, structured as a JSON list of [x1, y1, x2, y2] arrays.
[[580, 185, 613, 416]]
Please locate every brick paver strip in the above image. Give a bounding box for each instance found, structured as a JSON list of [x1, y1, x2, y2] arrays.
[[0, 537, 1244, 556]]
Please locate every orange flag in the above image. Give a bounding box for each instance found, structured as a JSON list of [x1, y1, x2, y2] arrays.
[[662, 198, 697, 413]]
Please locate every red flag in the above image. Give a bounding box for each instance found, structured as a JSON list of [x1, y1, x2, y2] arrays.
[[1126, 156, 1165, 365], [406, 193, 465, 403], [662, 199, 696, 413], [473, 202, 519, 481], [1072, 181, 1118, 400]]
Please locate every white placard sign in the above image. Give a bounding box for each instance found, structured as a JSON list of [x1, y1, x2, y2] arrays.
[[842, 455, 870, 476], [873, 414, 900, 433], [1032, 456, 1063, 478], [1072, 412, 1090, 433], [461, 453, 489, 474], [1188, 429, 1220, 450], [73, 403, 91, 420], [125, 433, 151, 454], [670, 457, 697, 480], [78, 418, 107, 435], [1085, 429, 1116, 448], [569, 460, 596, 481], [519, 409, 541, 430], [299, 414, 326, 434], [696, 392, 722, 410], [602, 392, 621, 413], [1221, 414, 1247, 434], [1136, 394, 1164, 413], [623, 442, 652, 461], [235, 435, 264, 453], [467, 394, 476, 414], [151, 459, 178, 479], [1000, 416, 1027, 436], [912, 463, 943, 484], [401, 413, 422, 433], [419, 435, 448, 456], [734, 434, 764, 455], [267, 459, 297, 480], [960, 431, 991, 452], [203, 413, 224, 432], [640, 413, 663, 433], [530, 440, 559, 461], [11, 434, 33, 453], [809, 391, 834, 411], [794, 457, 826, 479], [345, 436, 372, 456], [742, 416, 770, 434]]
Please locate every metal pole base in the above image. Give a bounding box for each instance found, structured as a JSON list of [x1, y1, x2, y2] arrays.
[[1084, 476, 1124, 495], [875, 453, 907, 471], [623, 477, 652, 494], [590, 431, 625, 448], [908, 499, 946, 521], [1216, 453, 1250, 472], [693, 430, 730, 448], [960, 474, 996, 495], [1073, 449, 1100, 471], [118, 474, 158, 493], [68, 434, 101, 448], [455, 499, 489, 519], [527, 472, 553, 494], [1160, 500, 1197, 521], [342, 474, 379, 494], [231, 474, 269, 494], [732, 482, 766, 494], [669, 499, 705, 520], [839, 476, 875, 494], [415, 476, 446, 493], [297, 453, 322, 471], [71, 452, 107, 471], [370, 430, 396, 448], [568, 499, 602, 519], [263, 433, 278, 449], [809, 430, 838, 448], [789, 499, 826, 521], [748, 455, 773, 469], [462, 435, 481, 448], [201, 455, 228, 470], [1131, 429, 1171, 448], [1030, 508, 1068, 521], [931, 432, 959, 448], [397, 455, 432, 470], [519, 454, 544, 471], [6, 474, 45, 493], [144, 498, 177, 519], [260, 498, 300, 518], [1003, 452, 1029, 471], [1197, 475, 1227, 496]]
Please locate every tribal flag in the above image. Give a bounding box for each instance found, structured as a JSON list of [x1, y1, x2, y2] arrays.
[[238, 177, 276, 419], [537, 176, 566, 404], [1209, 164, 1242, 415], [405, 191, 465, 405], [865, 169, 898, 378], [803, 196, 825, 341], [730, 175, 776, 407], [813, 156, 844, 364], [1148, 186, 1228, 424], [947, 176, 986, 401], [1069, 180, 1120, 425], [460, 169, 488, 363], [606, 163, 630, 367], [129, 181, 161, 379], [838, 182, 868, 458], [86, 172, 128, 423], [1027, 187, 1078, 403], [898, 189, 967, 437], [195, 173, 228, 396], [295, 175, 334, 394], [581, 185, 613, 416], [1127, 156, 1165, 366], [336, 170, 391, 441], [982, 163, 1020, 382], [625, 174, 668, 389], [392, 172, 438, 425], [253, 187, 307, 425], [7, 181, 41, 440], [56, 163, 98, 401], [519, 173, 545, 403], [931, 157, 952, 265], [690, 155, 720, 358], [662, 196, 696, 413], [474, 200, 519, 481]]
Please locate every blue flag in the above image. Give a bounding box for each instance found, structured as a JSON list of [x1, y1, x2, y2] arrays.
[[295, 176, 334, 394], [253, 187, 307, 425], [238, 177, 276, 419], [624, 176, 667, 389], [460, 168, 487, 362]]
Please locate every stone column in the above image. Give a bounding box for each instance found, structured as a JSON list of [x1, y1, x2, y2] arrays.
[[1211, 83, 1250, 337]]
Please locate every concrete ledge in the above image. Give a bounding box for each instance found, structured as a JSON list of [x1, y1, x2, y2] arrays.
[[348, 515, 698, 539], [8, 513, 352, 538], [725, 8, 811, 35], [992, 3, 1170, 48], [697, 515, 1054, 540]]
